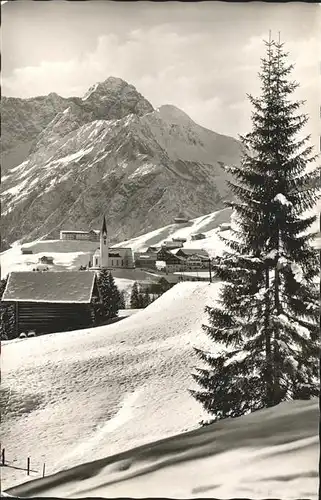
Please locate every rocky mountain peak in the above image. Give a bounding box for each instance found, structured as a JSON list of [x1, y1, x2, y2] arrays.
[[1, 77, 243, 245], [81, 76, 154, 120], [157, 104, 194, 125]]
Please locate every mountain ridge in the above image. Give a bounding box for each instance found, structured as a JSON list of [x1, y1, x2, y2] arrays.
[[1, 77, 243, 246]]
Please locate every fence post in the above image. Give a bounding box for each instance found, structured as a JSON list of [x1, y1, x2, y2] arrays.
[[1, 448, 5, 465], [27, 457, 30, 475], [42, 463, 46, 477]]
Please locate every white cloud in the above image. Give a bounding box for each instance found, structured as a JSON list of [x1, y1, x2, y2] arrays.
[[2, 25, 318, 140]]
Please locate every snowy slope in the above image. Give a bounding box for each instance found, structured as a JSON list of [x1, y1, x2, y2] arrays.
[[115, 207, 233, 256], [0, 245, 93, 279], [115, 202, 320, 256], [1, 281, 222, 490], [6, 398, 318, 499]]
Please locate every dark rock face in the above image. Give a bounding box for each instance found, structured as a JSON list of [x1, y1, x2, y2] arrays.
[[1, 78, 242, 245]]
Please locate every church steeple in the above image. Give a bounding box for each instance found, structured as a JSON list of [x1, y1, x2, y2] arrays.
[[100, 215, 109, 268], [101, 215, 107, 237]]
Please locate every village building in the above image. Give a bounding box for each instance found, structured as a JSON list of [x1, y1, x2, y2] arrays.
[[172, 237, 187, 243], [60, 229, 100, 242], [38, 255, 54, 265], [1, 271, 101, 336], [191, 233, 206, 240], [176, 248, 209, 259], [134, 252, 157, 269], [219, 223, 231, 232], [146, 246, 161, 253], [89, 216, 134, 270], [174, 248, 210, 269], [162, 240, 184, 249], [21, 248, 33, 255], [173, 217, 190, 224], [154, 248, 186, 272]]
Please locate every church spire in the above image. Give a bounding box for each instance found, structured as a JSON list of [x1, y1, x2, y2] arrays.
[[100, 215, 109, 268], [101, 215, 107, 236]]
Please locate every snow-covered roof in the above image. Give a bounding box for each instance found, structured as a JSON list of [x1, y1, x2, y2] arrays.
[[60, 230, 93, 234], [2, 271, 96, 304], [187, 253, 209, 260], [177, 248, 209, 257], [136, 254, 157, 260], [110, 247, 132, 251]]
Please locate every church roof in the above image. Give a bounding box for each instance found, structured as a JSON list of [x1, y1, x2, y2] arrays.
[[2, 271, 97, 304]]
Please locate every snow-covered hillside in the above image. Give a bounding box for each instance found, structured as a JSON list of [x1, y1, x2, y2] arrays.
[[6, 398, 318, 499], [115, 203, 320, 256], [115, 207, 233, 255], [1, 281, 222, 490]]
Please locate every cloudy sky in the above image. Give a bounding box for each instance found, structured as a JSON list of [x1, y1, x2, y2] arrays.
[[2, 1, 319, 141]]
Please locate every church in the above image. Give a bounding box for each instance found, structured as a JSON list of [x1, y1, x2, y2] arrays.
[[89, 216, 134, 270]]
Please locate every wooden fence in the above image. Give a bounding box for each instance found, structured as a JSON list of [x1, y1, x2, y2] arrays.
[[0, 447, 46, 478]]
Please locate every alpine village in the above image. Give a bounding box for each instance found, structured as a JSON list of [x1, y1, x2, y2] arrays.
[[1, 9, 320, 499]]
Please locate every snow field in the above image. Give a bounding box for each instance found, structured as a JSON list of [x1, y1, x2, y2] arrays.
[[6, 398, 318, 499], [1, 281, 222, 490]]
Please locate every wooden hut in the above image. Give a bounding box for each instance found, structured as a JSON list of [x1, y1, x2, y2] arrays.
[[2, 271, 101, 336]]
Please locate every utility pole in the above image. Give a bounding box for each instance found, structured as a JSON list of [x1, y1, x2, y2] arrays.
[[208, 258, 212, 283]]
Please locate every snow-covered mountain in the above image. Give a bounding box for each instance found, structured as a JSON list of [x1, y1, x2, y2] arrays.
[[1, 77, 242, 246]]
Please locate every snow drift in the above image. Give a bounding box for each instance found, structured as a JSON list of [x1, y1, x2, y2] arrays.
[[6, 398, 319, 499]]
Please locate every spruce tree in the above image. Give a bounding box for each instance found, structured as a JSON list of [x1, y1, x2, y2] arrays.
[[118, 290, 126, 309], [137, 287, 145, 309], [97, 270, 120, 320], [191, 36, 320, 420], [97, 269, 111, 320], [107, 272, 120, 318], [130, 282, 140, 309], [0, 277, 15, 340], [143, 289, 151, 308]]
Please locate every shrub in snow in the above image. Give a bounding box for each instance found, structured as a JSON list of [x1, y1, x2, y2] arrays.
[[27, 331, 36, 337], [19, 332, 27, 339], [192, 36, 320, 421]]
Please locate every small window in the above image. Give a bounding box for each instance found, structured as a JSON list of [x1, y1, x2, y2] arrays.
[[121, 260, 124, 266], [95, 258, 98, 266], [112, 260, 114, 266]]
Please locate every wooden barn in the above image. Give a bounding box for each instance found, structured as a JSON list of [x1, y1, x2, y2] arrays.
[[2, 271, 101, 336]]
